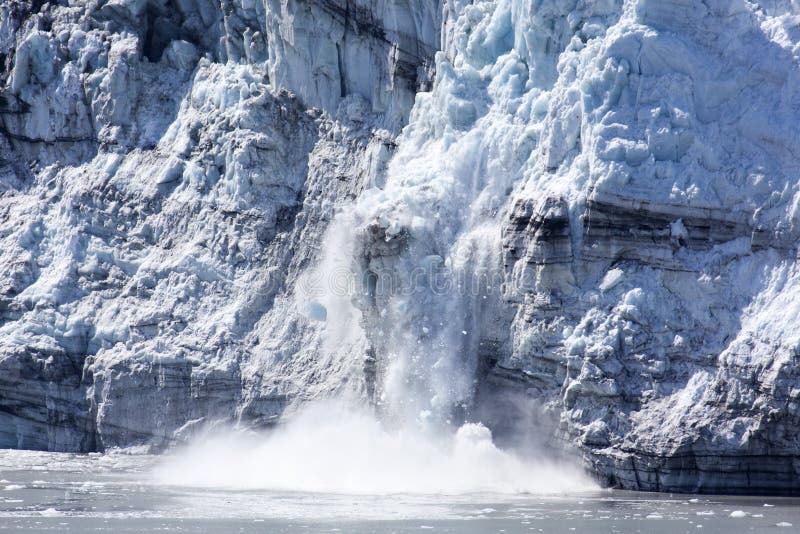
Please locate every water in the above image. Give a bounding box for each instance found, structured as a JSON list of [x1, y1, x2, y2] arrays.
[[1, 449, 798, 533]]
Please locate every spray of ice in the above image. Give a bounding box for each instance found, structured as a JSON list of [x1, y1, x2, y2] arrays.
[[155, 401, 592, 494], [155, 1, 604, 494]]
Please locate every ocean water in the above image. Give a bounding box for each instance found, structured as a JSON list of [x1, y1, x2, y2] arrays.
[[0, 448, 798, 534]]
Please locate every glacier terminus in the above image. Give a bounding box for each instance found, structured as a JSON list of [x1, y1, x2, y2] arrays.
[[1, 0, 800, 498]]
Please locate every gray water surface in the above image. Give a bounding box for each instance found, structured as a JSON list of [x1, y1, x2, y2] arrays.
[[0, 450, 797, 533]]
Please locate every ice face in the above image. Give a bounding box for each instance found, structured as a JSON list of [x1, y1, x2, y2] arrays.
[[306, 0, 800, 492], [2, 0, 800, 494]]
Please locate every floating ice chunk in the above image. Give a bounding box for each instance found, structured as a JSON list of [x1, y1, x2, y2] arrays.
[[729, 510, 748, 518], [646, 513, 663, 519], [3, 485, 24, 491], [777, 522, 793, 527]]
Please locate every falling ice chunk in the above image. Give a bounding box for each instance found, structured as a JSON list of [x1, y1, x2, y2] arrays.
[[39, 508, 60, 517], [670, 218, 688, 245], [599, 268, 624, 292]]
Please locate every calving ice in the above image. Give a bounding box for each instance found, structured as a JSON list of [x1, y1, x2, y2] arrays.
[[0, 0, 799, 505]]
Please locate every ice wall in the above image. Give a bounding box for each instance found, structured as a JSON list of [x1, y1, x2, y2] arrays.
[[2, 0, 800, 495], [0, 0, 440, 451], [311, 0, 800, 493]]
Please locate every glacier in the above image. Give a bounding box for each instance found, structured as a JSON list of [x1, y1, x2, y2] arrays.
[[2, 0, 800, 495]]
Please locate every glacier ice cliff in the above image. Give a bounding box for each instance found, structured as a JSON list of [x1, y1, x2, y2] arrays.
[[2, 0, 800, 495]]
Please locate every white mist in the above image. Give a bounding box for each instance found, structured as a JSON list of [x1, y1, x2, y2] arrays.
[[154, 401, 594, 494]]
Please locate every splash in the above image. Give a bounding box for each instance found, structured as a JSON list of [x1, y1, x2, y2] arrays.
[[157, 2, 597, 496], [154, 401, 594, 495]]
